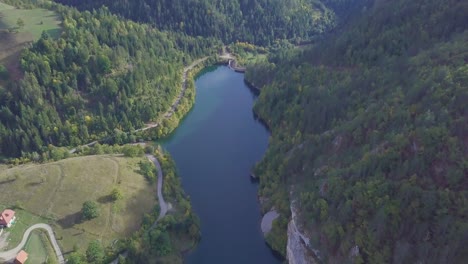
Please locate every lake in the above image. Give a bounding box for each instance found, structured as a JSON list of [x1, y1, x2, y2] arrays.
[[161, 66, 280, 264]]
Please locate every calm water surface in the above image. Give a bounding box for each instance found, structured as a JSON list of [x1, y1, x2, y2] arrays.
[[161, 66, 280, 264]]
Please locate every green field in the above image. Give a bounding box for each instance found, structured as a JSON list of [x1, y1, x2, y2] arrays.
[[0, 1, 61, 40], [24, 231, 48, 264], [0, 1, 61, 81], [0, 155, 157, 253]]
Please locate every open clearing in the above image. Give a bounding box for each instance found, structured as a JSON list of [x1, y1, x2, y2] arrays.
[[0, 2, 61, 39], [0, 155, 157, 254], [0, 1, 61, 80]]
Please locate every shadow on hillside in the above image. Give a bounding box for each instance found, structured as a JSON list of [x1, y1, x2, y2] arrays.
[[0, 178, 16, 185], [25, 181, 44, 187], [45, 28, 61, 39], [57, 211, 82, 229], [97, 194, 113, 204]]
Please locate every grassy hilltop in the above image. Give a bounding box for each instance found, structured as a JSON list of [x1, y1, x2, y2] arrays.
[[0, 155, 157, 253]]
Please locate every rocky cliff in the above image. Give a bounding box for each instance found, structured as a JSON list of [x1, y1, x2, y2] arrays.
[[286, 201, 319, 264]]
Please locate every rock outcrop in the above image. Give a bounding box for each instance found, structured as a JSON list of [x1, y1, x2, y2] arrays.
[[286, 201, 318, 264]]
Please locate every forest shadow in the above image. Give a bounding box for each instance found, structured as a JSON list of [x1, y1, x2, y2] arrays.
[[97, 194, 113, 204], [57, 211, 82, 229]]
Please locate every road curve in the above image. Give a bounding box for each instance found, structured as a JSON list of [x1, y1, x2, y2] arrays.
[[0, 223, 65, 264], [108, 154, 167, 264], [70, 57, 208, 154], [146, 154, 168, 228], [138, 57, 209, 132]]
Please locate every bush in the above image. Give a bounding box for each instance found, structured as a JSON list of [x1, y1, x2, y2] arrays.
[[110, 187, 123, 201], [122, 145, 144, 157], [86, 240, 104, 263], [82, 201, 100, 220]]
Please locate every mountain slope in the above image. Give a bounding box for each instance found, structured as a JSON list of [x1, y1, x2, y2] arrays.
[[246, 0, 468, 262], [54, 0, 343, 45], [0, 1, 219, 157]]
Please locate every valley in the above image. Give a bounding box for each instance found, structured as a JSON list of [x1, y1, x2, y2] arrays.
[[0, 0, 466, 263]]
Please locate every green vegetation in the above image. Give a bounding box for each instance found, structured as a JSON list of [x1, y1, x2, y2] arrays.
[[125, 148, 200, 263], [228, 42, 269, 67], [122, 145, 144, 158], [138, 159, 157, 183], [246, 0, 468, 262], [0, 1, 62, 84], [1, 0, 465, 262], [0, 2, 61, 39], [110, 188, 123, 201], [85, 240, 105, 263], [81, 201, 100, 220], [55, 0, 340, 45], [0, 0, 220, 158], [39, 230, 59, 264], [0, 155, 157, 254], [24, 231, 49, 264], [0, 205, 45, 251]]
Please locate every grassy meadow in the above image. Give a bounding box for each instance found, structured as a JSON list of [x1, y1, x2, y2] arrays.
[[0, 1, 61, 81], [0, 155, 157, 254], [0, 1, 61, 39], [24, 231, 48, 264]]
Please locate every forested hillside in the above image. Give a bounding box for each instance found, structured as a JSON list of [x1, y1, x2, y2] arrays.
[[54, 0, 347, 45], [246, 0, 468, 262], [0, 0, 220, 157]]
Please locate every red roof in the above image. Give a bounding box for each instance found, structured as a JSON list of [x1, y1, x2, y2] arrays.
[[0, 209, 15, 226], [15, 250, 28, 264]]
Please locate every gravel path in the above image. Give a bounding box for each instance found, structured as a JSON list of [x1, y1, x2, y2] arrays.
[[146, 154, 168, 226], [70, 57, 208, 154]]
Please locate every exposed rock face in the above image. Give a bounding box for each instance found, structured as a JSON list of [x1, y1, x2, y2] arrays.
[[287, 202, 317, 264]]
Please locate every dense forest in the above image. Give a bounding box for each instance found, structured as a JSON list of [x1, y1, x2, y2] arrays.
[[246, 0, 468, 262], [54, 0, 347, 45], [1, 0, 467, 262], [0, 0, 220, 157], [0, 0, 356, 158]]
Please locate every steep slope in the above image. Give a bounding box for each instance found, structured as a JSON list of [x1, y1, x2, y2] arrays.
[[54, 0, 343, 45], [0, 1, 219, 157], [246, 0, 468, 262]]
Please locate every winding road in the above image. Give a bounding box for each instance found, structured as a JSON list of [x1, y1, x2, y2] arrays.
[[140, 57, 208, 130], [0, 223, 65, 264], [109, 154, 167, 264], [146, 154, 168, 226], [69, 57, 208, 154]]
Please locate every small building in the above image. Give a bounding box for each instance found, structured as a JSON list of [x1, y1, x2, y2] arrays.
[[14, 250, 28, 264], [0, 209, 15, 228]]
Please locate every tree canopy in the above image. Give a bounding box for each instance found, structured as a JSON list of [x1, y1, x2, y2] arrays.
[[54, 0, 344, 45], [82, 201, 100, 220], [0, 1, 220, 157], [246, 0, 468, 262]]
